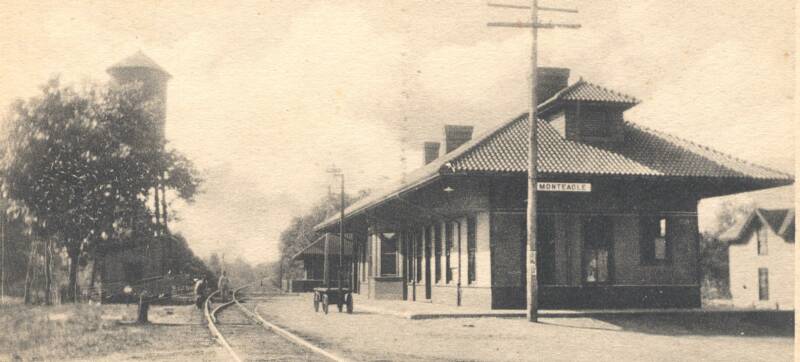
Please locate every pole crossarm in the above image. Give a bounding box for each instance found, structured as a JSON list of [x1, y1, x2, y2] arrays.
[[487, 22, 581, 29], [488, 2, 578, 13], [538, 6, 578, 13], [487, 2, 530, 9]]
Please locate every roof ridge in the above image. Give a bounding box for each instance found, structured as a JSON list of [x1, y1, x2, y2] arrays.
[[537, 79, 584, 111], [624, 120, 793, 179], [591, 81, 639, 103]]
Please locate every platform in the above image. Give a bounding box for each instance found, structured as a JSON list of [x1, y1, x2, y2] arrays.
[[351, 294, 793, 320]]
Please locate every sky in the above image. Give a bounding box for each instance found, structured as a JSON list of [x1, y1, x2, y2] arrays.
[[0, 0, 795, 264]]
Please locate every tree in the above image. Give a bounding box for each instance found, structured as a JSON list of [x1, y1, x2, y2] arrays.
[[169, 233, 215, 280], [225, 256, 257, 287], [277, 189, 369, 283], [700, 200, 754, 300], [207, 253, 221, 277], [0, 78, 200, 302]]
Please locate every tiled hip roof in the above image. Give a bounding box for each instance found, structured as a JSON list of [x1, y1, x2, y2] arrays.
[[449, 115, 792, 181]]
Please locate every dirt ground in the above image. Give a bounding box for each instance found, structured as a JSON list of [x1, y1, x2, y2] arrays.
[[1, 302, 223, 361], [256, 294, 794, 362]]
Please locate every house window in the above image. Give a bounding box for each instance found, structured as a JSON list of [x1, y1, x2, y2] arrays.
[[584, 216, 612, 283], [758, 268, 769, 300], [379, 233, 398, 276], [757, 224, 768, 256], [434, 223, 442, 283], [467, 216, 477, 284], [445, 222, 453, 284], [640, 216, 671, 264]]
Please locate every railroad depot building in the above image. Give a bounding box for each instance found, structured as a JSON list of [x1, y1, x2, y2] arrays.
[[315, 68, 793, 310]]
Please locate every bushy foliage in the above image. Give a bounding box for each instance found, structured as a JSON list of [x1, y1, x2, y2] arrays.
[[0, 78, 201, 301], [700, 200, 754, 300], [169, 233, 215, 281]]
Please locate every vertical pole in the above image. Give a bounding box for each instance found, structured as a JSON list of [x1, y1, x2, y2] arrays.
[[44, 239, 51, 305], [160, 176, 168, 230], [526, 0, 540, 323], [456, 221, 462, 307], [338, 174, 344, 293], [412, 231, 416, 301], [153, 185, 161, 230], [0, 214, 4, 304], [323, 235, 329, 287]]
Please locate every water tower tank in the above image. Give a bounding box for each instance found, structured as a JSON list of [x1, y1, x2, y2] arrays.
[[107, 51, 171, 142]]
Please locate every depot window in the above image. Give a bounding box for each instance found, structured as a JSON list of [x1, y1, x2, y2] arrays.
[[641, 216, 671, 264], [379, 233, 398, 276]]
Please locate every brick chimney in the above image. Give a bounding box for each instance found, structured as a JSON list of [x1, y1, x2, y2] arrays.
[[443, 125, 474, 154], [537, 67, 570, 103], [423, 142, 440, 165]]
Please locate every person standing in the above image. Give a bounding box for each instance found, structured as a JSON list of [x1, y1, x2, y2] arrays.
[[218, 271, 230, 302], [193, 277, 206, 309]]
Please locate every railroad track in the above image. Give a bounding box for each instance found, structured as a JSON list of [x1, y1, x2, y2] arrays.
[[205, 285, 346, 362]]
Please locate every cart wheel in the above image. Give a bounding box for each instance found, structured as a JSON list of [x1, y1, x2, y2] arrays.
[[346, 293, 353, 314], [322, 294, 329, 314], [313, 294, 320, 312]]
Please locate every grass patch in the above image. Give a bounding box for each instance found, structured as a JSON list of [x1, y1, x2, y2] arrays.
[[0, 303, 167, 360]]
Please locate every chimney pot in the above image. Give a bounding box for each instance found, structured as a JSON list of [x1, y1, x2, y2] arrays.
[[423, 142, 440, 165], [537, 67, 570, 103], [443, 125, 474, 154]]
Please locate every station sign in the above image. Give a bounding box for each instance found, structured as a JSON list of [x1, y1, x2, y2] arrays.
[[536, 182, 591, 192]]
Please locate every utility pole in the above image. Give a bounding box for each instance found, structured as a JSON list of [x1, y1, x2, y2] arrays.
[[1, 214, 4, 304], [488, 0, 579, 322], [326, 166, 345, 294]]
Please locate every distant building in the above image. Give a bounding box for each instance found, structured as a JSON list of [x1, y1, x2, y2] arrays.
[[315, 68, 793, 309], [721, 208, 794, 310], [286, 233, 354, 292]]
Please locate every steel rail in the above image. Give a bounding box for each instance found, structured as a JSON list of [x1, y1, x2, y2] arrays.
[[232, 285, 348, 362], [204, 289, 242, 362]]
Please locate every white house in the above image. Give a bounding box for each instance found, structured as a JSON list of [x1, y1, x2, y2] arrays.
[[721, 208, 794, 310]]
